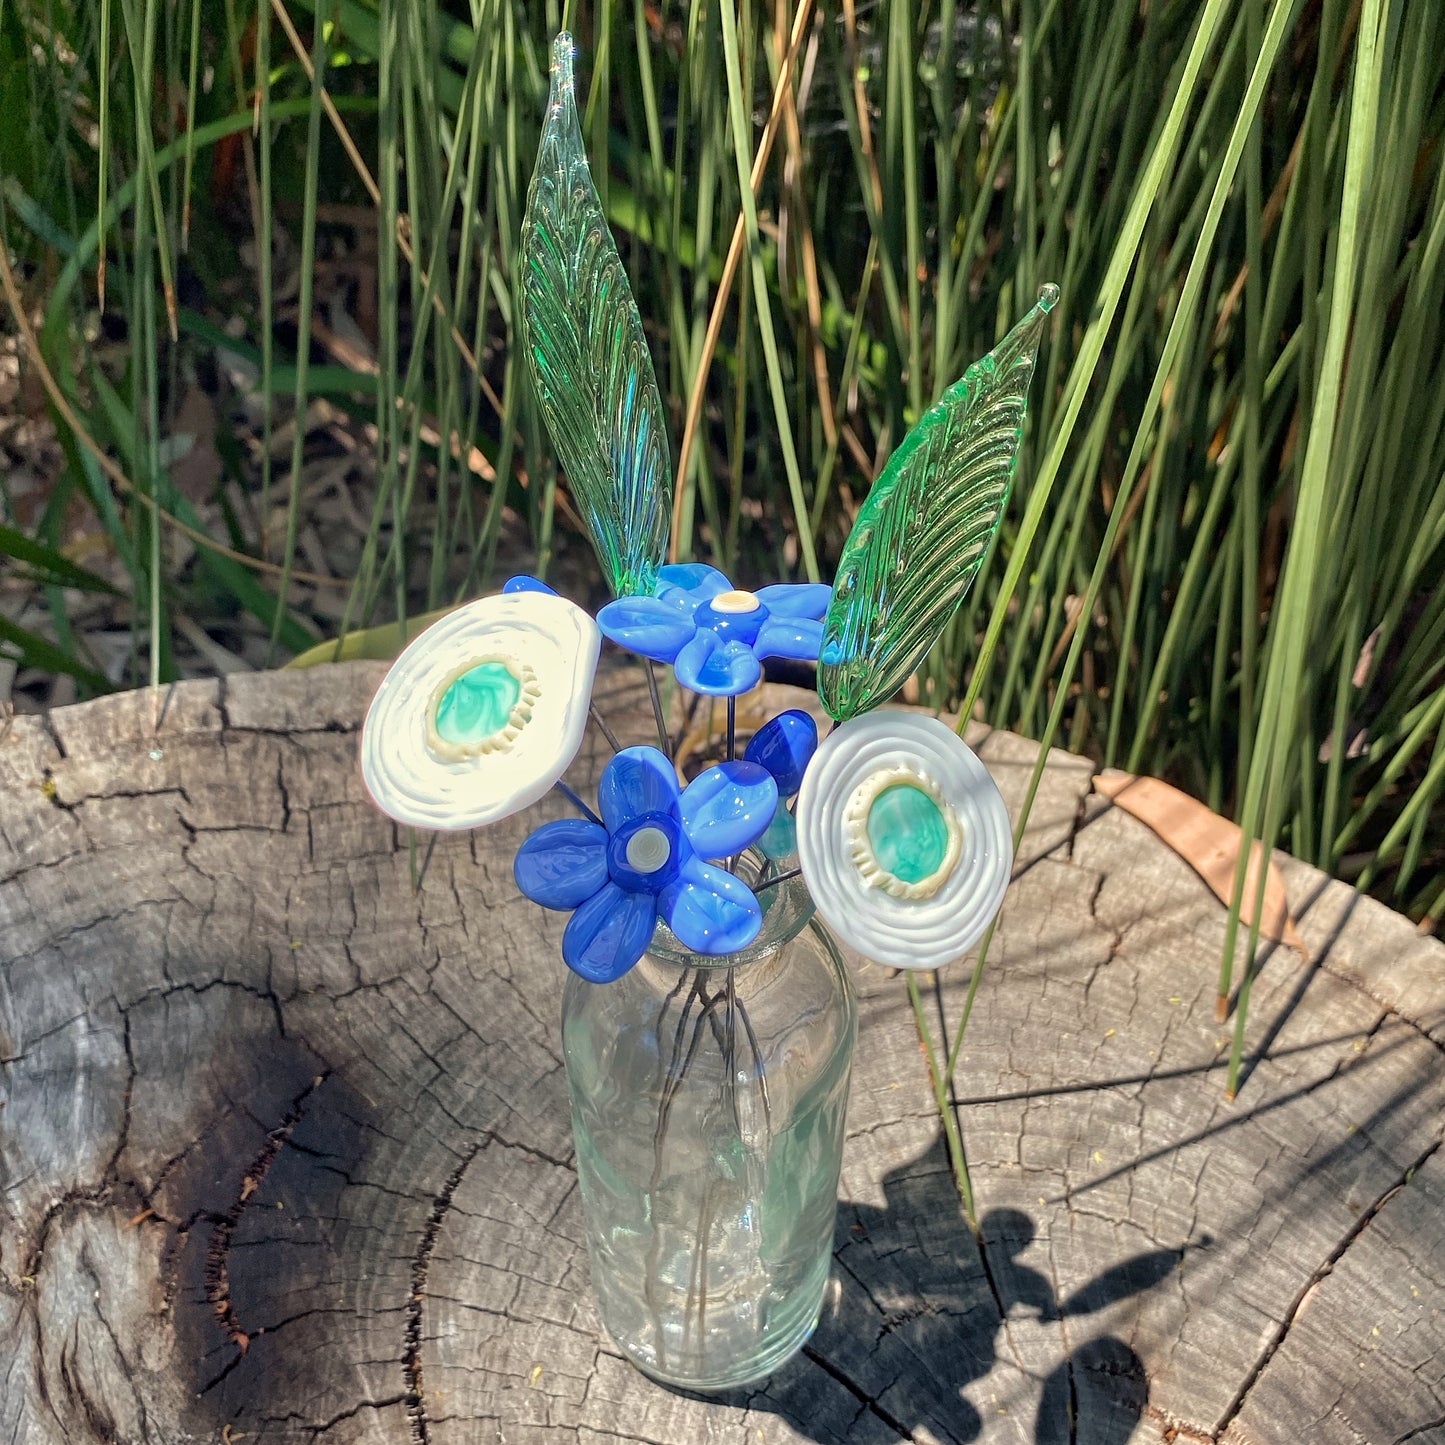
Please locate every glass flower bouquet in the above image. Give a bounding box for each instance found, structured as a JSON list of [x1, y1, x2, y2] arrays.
[[360, 34, 1054, 1393]]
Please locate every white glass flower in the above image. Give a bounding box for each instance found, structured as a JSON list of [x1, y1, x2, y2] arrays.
[[361, 591, 600, 830], [796, 711, 1012, 969]]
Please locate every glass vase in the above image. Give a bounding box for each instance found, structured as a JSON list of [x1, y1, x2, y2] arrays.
[[561, 867, 856, 1391]]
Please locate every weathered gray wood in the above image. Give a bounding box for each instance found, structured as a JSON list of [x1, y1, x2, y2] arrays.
[[1, 667, 1441, 1445]]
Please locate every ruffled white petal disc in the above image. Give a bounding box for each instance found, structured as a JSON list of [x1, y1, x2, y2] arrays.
[[361, 591, 600, 830], [796, 711, 1012, 969]]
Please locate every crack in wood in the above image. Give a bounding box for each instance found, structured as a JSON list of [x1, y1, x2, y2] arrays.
[[276, 755, 291, 834], [202, 1072, 330, 1379], [58, 1333, 115, 1443], [1058, 1013, 1414, 1205], [800, 1343, 917, 1441], [1390, 1411, 1445, 1445], [1213, 1133, 1445, 1439], [75, 1242, 151, 1440], [1042, 1240, 1080, 1445], [39, 712, 68, 760], [968, 1216, 1028, 1377], [306, 1394, 408, 1439], [20, 1187, 117, 1286], [1146, 1404, 1216, 1443], [404, 1137, 486, 1445], [37, 769, 76, 814]]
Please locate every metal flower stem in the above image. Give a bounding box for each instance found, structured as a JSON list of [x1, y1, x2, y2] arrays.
[[410, 830, 439, 894], [554, 780, 602, 826], [645, 660, 671, 755], [644, 969, 706, 1371], [588, 703, 622, 753], [644, 949, 771, 1370], [760, 865, 802, 890]]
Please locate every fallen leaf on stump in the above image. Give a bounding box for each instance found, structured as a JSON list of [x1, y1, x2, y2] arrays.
[[285, 607, 457, 669], [1094, 770, 1308, 959]]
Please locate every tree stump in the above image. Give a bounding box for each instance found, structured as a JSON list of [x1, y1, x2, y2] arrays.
[[2, 664, 1442, 1444]]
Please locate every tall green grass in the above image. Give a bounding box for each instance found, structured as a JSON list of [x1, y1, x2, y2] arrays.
[[2, 0, 1441, 1122]]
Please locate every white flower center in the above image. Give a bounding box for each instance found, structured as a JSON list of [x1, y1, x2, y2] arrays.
[[711, 589, 761, 614], [625, 826, 672, 873]]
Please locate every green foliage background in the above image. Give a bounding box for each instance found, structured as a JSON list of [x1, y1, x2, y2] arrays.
[[2, 0, 1442, 1106]]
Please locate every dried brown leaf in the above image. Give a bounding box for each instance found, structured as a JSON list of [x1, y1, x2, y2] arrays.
[[1095, 769, 1308, 958]]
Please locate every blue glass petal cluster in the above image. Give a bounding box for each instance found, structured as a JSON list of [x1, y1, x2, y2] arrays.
[[743, 708, 818, 862], [596, 564, 830, 697], [514, 746, 778, 982], [744, 709, 818, 796]]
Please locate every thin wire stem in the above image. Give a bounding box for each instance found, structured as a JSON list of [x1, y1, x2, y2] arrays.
[[735, 995, 772, 1138], [645, 968, 707, 1371], [588, 703, 622, 753], [645, 660, 671, 755], [694, 1181, 717, 1349], [410, 829, 439, 895], [759, 865, 802, 889], [727, 696, 736, 761], [555, 780, 602, 826]]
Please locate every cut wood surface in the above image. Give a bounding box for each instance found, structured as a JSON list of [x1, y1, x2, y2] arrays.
[[1, 665, 1442, 1445]]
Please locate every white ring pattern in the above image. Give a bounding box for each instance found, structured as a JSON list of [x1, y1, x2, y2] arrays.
[[361, 591, 600, 830], [796, 711, 1013, 970], [625, 826, 672, 873]]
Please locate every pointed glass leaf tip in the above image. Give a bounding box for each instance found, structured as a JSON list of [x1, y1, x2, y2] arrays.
[[517, 29, 673, 598], [816, 285, 1058, 721], [549, 33, 575, 105], [980, 282, 1058, 381]]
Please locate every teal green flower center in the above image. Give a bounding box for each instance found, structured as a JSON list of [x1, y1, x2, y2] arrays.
[[434, 661, 522, 746], [865, 783, 950, 885]]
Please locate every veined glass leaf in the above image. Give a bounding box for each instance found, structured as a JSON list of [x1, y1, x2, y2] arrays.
[[517, 34, 672, 598], [818, 285, 1058, 721]]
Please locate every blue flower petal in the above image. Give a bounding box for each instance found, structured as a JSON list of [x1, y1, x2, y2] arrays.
[[743, 708, 818, 796], [673, 630, 763, 697], [659, 856, 763, 955], [562, 882, 658, 982], [756, 582, 830, 619], [680, 761, 778, 859], [753, 616, 825, 663], [652, 583, 708, 617], [597, 596, 698, 662], [502, 574, 558, 595], [658, 563, 732, 602], [513, 818, 609, 909], [597, 746, 682, 833]]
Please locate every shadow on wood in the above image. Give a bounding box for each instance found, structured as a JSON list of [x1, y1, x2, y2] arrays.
[[708, 1131, 1168, 1444]]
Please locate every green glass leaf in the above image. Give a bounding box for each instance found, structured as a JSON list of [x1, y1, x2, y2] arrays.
[[517, 34, 672, 598], [817, 285, 1058, 721]]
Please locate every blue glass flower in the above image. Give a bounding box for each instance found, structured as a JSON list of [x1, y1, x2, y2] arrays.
[[744, 709, 818, 796], [513, 745, 778, 982], [744, 708, 818, 862], [596, 564, 831, 697]]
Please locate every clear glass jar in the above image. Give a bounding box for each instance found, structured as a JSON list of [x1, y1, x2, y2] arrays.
[[561, 867, 856, 1391]]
